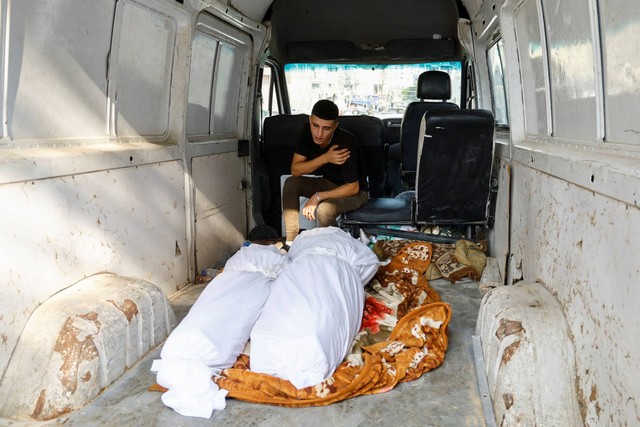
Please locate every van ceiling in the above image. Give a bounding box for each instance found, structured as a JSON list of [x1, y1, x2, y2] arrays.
[[265, 0, 467, 64]]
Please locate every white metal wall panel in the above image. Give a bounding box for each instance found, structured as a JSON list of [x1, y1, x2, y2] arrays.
[[510, 164, 640, 426], [110, 1, 175, 138], [0, 161, 188, 377], [192, 152, 247, 270], [514, 0, 549, 137], [6, 0, 114, 140], [600, 1, 640, 145], [541, 0, 598, 141]]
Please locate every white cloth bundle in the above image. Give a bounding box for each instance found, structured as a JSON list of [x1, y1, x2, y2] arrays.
[[287, 227, 380, 284], [153, 244, 287, 418], [250, 227, 380, 388]]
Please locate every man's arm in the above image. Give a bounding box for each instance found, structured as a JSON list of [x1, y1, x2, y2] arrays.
[[291, 145, 351, 176], [302, 181, 359, 220]]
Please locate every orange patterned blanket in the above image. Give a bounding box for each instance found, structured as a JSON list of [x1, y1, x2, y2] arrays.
[[152, 241, 452, 406]]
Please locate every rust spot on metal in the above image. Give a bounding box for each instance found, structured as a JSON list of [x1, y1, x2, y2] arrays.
[[53, 313, 100, 394], [32, 389, 46, 419], [503, 393, 514, 410], [495, 318, 524, 340], [108, 298, 139, 323], [31, 389, 72, 421], [500, 340, 521, 366]]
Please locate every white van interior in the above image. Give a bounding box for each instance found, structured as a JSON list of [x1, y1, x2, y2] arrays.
[[0, 0, 638, 425]]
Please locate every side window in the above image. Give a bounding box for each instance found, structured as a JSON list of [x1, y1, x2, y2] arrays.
[[487, 38, 509, 128], [260, 63, 282, 118], [111, 1, 175, 138], [186, 14, 250, 139], [515, 0, 549, 136]]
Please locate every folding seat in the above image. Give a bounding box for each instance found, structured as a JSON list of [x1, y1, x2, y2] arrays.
[[341, 109, 496, 242]]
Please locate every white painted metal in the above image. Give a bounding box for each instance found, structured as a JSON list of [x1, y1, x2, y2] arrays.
[[192, 152, 247, 270], [5, 0, 115, 141], [486, 157, 510, 283], [472, 0, 640, 424], [0, 274, 176, 420], [477, 282, 581, 426], [229, 0, 271, 22], [509, 163, 640, 425], [0, 161, 189, 378]]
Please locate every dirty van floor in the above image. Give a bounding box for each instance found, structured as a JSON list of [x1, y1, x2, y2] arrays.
[[2, 279, 489, 427]]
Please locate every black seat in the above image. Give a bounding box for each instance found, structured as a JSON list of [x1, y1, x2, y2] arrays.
[[338, 115, 386, 197], [262, 114, 309, 234], [261, 114, 386, 235], [414, 109, 495, 223], [398, 70, 458, 189], [342, 109, 496, 242]]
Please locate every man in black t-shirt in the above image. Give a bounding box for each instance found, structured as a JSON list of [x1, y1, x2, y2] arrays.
[[282, 100, 368, 244]]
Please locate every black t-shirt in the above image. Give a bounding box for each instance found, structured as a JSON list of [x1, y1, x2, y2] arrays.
[[295, 123, 368, 191]]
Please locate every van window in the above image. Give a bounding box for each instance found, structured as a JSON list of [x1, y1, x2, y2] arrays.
[[487, 39, 509, 128], [541, 0, 598, 141], [186, 14, 250, 138], [515, 0, 549, 137], [112, 1, 176, 138], [284, 63, 462, 118], [260, 63, 283, 117]]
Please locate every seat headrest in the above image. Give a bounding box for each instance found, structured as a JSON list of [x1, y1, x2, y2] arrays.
[[416, 70, 451, 101]]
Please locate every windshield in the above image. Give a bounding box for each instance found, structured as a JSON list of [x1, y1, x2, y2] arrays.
[[284, 62, 462, 118]]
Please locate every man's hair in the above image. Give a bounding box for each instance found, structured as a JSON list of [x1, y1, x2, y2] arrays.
[[311, 99, 339, 121]]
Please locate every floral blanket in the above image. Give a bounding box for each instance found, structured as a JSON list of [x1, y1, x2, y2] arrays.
[[211, 241, 451, 406]]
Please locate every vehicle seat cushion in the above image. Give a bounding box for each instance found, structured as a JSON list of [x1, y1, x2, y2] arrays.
[[342, 197, 412, 223]]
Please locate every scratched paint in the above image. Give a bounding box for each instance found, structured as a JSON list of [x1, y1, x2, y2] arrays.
[[0, 162, 188, 380], [509, 164, 640, 425]]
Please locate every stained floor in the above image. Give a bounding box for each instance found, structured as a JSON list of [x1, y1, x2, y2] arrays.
[[1, 277, 491, 427]]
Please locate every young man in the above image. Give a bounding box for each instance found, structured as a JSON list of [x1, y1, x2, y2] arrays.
[[282, 100, 368, 244]]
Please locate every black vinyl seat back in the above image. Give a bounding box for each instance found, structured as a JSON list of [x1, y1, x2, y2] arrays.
[[262, 114, 309, 233], [262, 113, 386, 234], [415, 109, 495, 223], [341, 109, 496, 242], [400, 70, 458, 184], [337, 115, 386, 197]]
